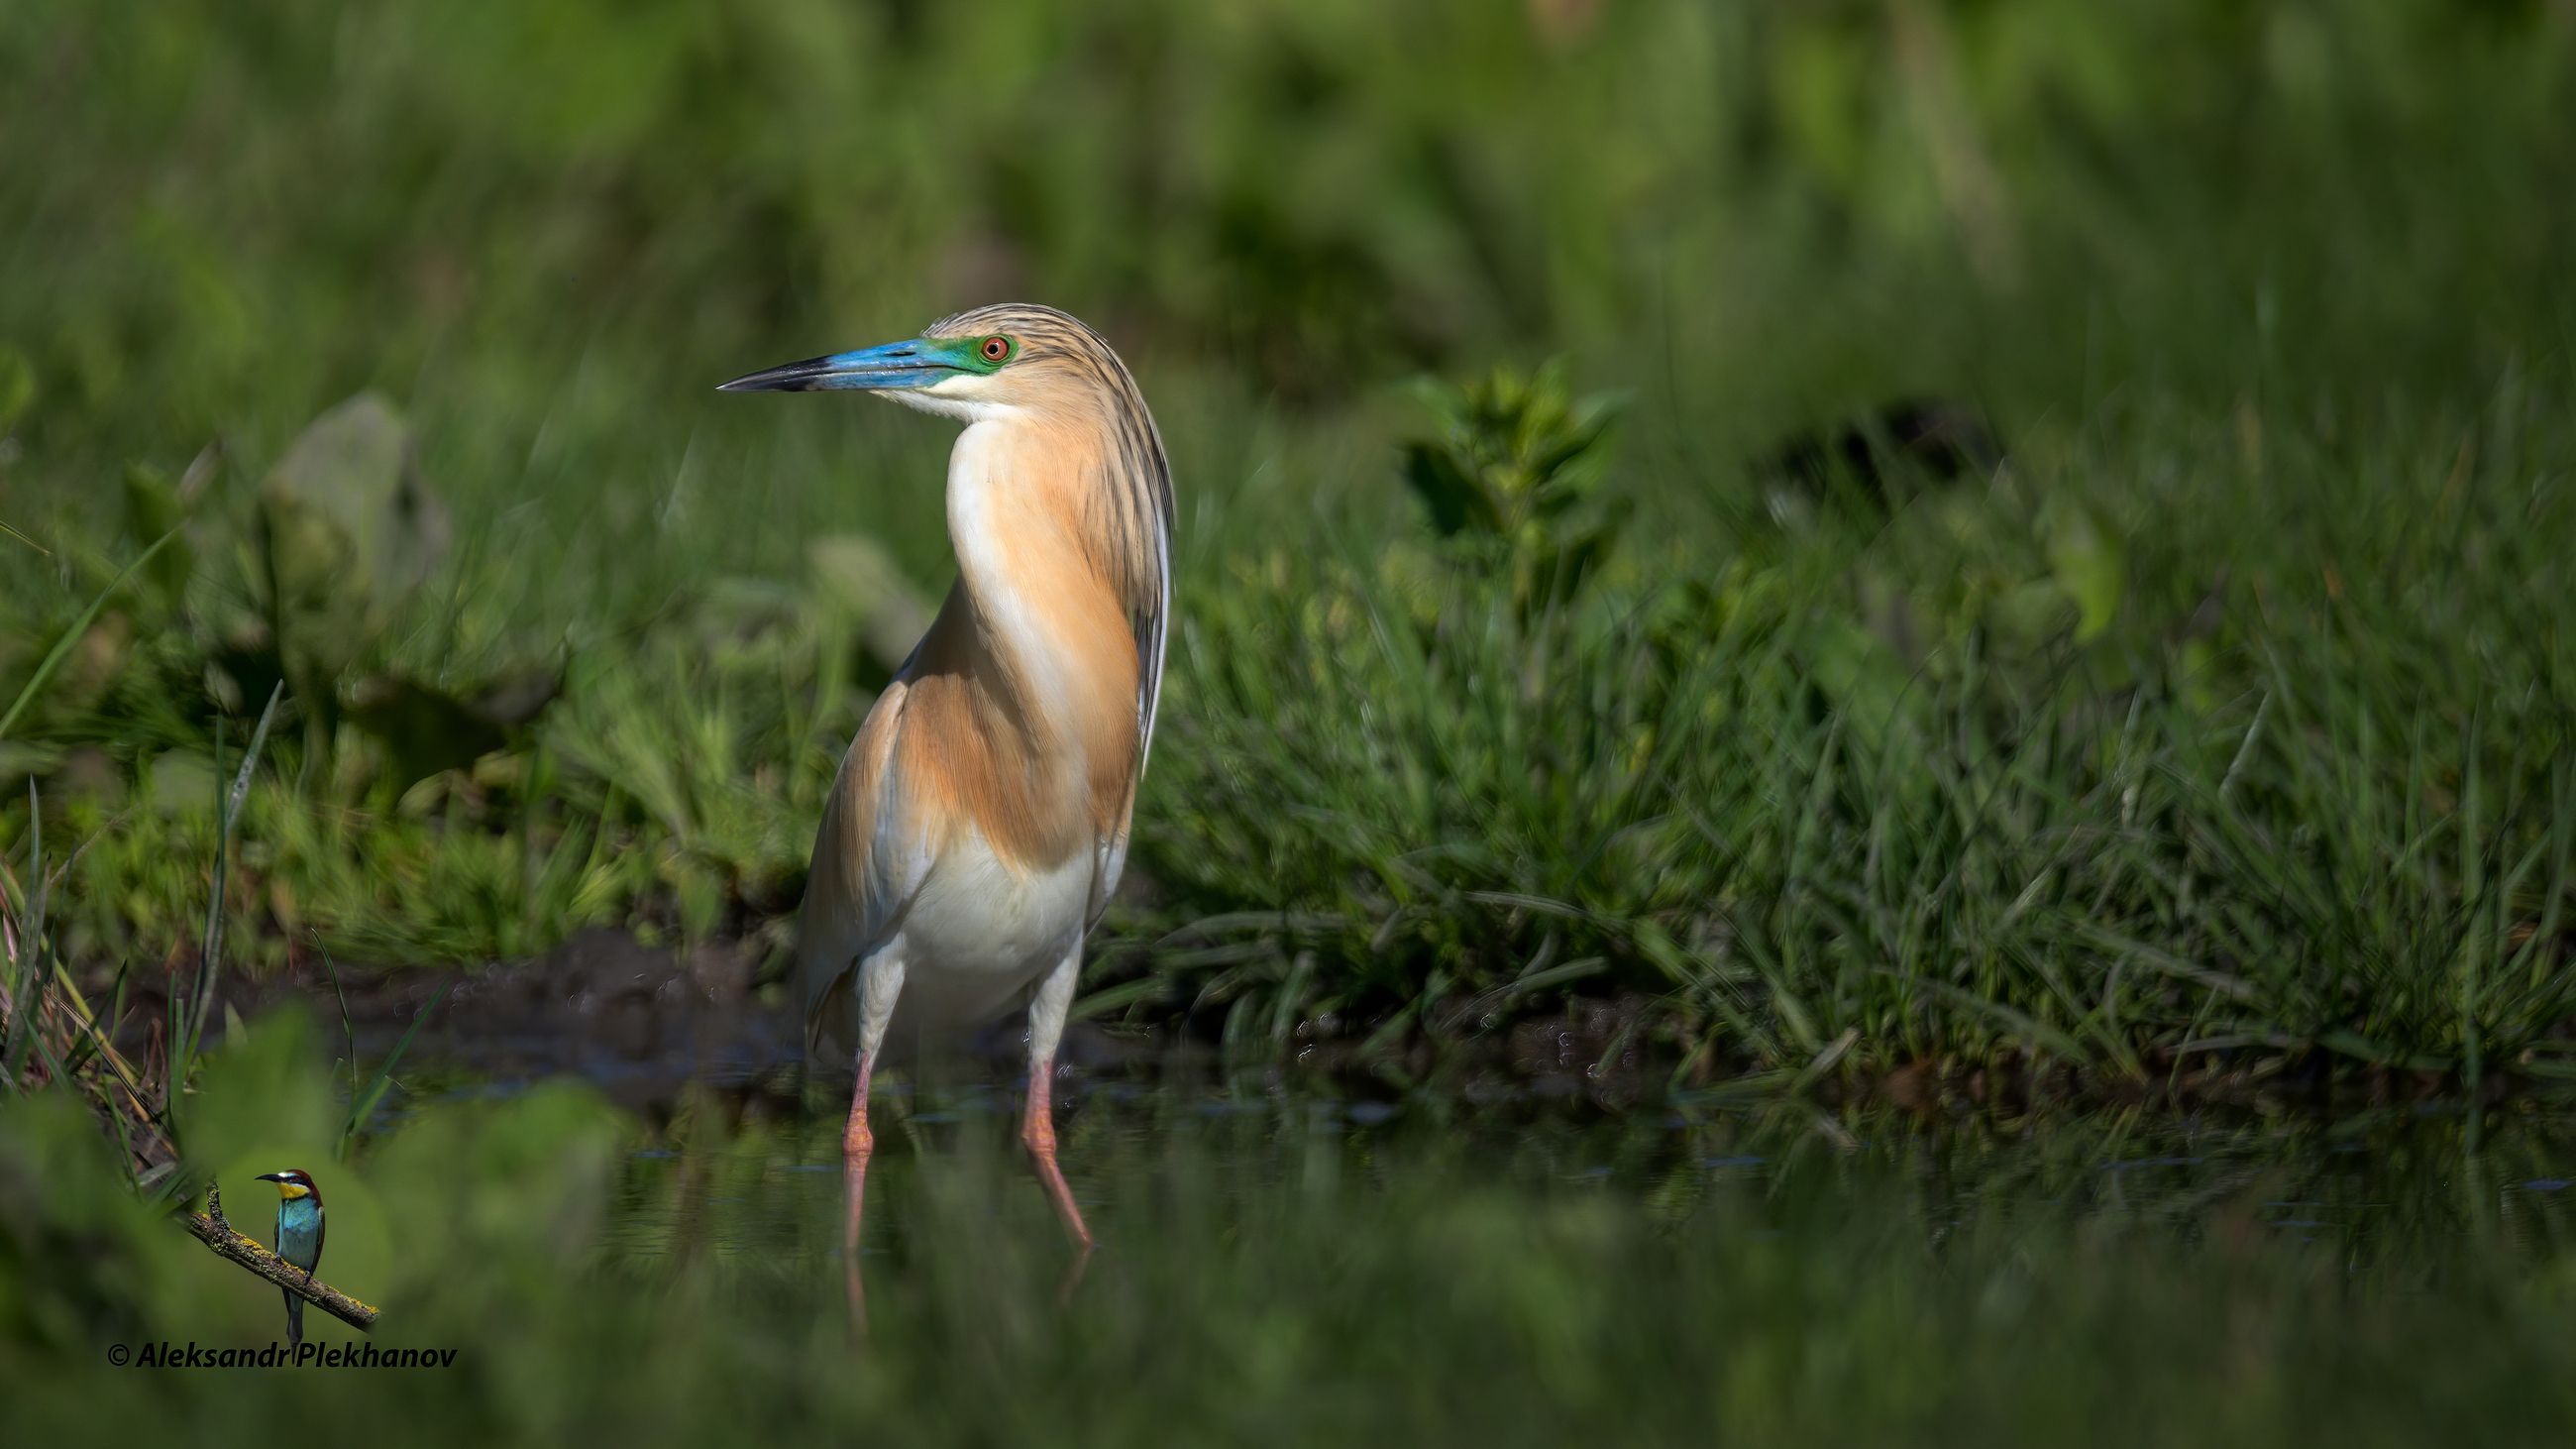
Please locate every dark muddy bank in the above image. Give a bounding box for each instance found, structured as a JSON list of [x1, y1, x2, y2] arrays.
[[160, 931, 2569, 1128], [165, 930, 1678, 1120]]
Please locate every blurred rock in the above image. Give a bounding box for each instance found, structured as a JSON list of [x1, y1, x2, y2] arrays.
[[259, 393, 451, 686], [145, 748, 218, 817], [49, 745, 124, 807]]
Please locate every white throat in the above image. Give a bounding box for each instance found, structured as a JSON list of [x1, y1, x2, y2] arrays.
[[944, 419, 1078, 714], [875, 372, 1016, 423]]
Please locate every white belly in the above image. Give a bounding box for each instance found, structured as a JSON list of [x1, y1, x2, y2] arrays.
[[888, 829, 1093, 1030]]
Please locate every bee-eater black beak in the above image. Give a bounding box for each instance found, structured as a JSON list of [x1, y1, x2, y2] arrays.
[[255, 1171, 286, 1182]]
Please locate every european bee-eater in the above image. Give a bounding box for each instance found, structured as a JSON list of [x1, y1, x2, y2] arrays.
[[253, 1169, 325, 1344], [721, 304, 1173, 1268]]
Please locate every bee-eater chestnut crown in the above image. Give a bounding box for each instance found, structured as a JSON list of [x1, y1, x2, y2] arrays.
[[255, 1168, 319, 1200]]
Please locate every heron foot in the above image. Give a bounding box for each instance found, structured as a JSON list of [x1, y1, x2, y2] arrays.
[[1021, 1061, 1092, 1249]]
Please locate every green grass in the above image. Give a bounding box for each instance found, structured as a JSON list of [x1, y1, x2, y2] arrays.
[[3, 0, 2574, 1087], [1133, 385, 2576, 1085]]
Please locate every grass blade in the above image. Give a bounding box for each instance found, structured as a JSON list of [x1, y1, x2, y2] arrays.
[[2, 785, 43, 1086], [0, 528, 181, 743], [178, 682, 286, 1092]]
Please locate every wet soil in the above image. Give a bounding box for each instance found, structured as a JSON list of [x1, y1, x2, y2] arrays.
[[194, 928, 1673, 1120], [157, 928, 2553, 1125], [198, 929, 799, 1114]]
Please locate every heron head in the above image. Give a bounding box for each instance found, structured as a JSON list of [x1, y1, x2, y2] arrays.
[[255, 1169, 319, 1201], [717, 303, 1135, 422]]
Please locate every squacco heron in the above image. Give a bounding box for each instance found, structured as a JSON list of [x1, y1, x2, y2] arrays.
[[721, 303, 1172, 1259]]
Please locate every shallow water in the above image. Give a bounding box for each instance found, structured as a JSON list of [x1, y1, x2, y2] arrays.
[[317, 928, 2576, 1280], [563, 1061, 2576, 1280], [201, 945, 2576, 1445], [25, 990, 2576, 1447]]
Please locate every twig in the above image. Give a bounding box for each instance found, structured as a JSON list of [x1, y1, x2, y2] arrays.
[[178, 1180, 380, 1333]]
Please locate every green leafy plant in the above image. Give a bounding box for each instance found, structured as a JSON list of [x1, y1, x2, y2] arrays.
[[1398, 362, 1629, 623]]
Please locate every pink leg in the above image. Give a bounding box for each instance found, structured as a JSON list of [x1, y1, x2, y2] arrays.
[[1021, 1059, 1092, 1249], [842, 1051, 876, 1327]]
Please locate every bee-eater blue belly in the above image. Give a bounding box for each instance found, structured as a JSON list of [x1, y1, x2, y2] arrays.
[[275, 1198, 323, 1343]]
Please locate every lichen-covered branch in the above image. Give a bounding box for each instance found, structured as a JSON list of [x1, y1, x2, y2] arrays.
[[179, 1180, 380, 1334]]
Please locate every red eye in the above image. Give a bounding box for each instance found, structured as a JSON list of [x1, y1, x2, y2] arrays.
[[981, 336, 1011, 362]]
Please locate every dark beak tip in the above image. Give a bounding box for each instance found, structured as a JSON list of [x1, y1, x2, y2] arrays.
[[718, 354, 846, 394]]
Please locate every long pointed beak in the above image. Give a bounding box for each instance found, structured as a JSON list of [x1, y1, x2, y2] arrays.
[[254, 1171, 285, 1182], [716, 339, 950, 393]]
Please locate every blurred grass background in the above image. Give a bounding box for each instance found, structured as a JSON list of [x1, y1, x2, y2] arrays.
[[4, 0, 2575, 1083]]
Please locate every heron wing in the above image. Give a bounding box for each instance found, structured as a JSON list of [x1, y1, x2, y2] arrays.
[[1131, 495, 1170, 775], [1084, 593, 1160, 932], [798, 680, 932, 1057], [1129, 420, 1174, 778], [1089, 429, 1172, 933]]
